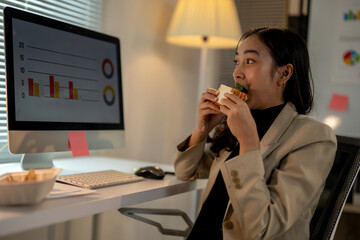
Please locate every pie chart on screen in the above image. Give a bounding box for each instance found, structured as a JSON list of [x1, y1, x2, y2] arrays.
[[343, 50, 360, 65]]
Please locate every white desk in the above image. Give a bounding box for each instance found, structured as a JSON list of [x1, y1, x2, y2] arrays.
[[0, 156, 206, 238]]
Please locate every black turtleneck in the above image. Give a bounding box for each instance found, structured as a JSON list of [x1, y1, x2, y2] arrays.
[[187, 103, 286, 240], [251, 103, 286, 140]]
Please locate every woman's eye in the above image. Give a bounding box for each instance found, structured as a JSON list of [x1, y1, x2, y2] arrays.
[[246, 59, 254, 64], [233, 59, 239, 65]]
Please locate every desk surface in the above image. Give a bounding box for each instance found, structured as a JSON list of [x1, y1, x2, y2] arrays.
[[0, 156, 206, 237]]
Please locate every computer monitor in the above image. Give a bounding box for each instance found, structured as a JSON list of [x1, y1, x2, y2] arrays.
[[3, 7, 125, 169]]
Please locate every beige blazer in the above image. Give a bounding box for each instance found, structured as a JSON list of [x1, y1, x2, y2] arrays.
[[174, 102, 337, 240]]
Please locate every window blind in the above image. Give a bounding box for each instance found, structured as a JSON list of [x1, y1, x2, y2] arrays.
[[0, 0, 103, 162]]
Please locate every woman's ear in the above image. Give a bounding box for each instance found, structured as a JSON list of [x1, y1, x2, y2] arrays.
[[277, 64, 293, 86]]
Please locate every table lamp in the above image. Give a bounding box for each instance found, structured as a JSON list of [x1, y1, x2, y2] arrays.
[[166, 0, 242, 99]]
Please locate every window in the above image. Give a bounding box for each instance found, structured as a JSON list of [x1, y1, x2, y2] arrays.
[[0, 0, 103, 163]]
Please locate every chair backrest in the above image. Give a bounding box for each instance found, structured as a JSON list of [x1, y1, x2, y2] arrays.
[[310, 135, 360, 240]]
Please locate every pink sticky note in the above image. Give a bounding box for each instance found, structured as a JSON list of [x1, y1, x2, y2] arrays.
[[68, 131, 89, 157], [329, 93, 349, 111]]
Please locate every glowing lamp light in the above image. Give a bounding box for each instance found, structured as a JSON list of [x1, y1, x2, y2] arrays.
[[323, 115, 341, 130]]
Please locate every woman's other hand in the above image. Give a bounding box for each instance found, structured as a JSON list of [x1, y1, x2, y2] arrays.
[[188, 88, 225, 147], [220, 92, 260, 155]]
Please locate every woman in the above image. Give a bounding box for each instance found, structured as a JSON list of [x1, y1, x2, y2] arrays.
[[174, 27, 337, 240]]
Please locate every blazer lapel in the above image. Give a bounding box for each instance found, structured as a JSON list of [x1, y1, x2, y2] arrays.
[[199, 149, 231, 205], [260, 102, 298, 159], [218, 148, 232, 163]]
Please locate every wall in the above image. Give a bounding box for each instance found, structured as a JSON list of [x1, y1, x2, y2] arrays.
[[94, 0, 218, 164], [308, 0, 360, 137]]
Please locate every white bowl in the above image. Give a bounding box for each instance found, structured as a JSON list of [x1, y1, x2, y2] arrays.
[[0, 168, 62, 206]]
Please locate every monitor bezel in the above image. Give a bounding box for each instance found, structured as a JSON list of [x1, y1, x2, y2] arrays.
[[4, 7, 124, 131]]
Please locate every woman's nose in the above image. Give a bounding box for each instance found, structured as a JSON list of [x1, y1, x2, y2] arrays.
[[233, 67, 244, 80]]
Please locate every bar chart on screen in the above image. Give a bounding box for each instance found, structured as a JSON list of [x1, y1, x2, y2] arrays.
[[21, 44, 101, 103], [27, 76, 80, 100], [26, 75, 95, 101]]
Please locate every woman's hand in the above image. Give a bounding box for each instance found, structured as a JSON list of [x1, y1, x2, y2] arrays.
[[188, 88, 225, 147], [220, 92, 260, 155]]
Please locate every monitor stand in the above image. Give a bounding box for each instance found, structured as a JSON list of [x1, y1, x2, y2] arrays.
[[21, 153, 54, 170]]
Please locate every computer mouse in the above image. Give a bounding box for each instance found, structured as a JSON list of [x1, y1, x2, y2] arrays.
[[134, 166, 165, 180]]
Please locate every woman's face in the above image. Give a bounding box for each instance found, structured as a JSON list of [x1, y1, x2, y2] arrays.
[[233, 35, 285, 110]]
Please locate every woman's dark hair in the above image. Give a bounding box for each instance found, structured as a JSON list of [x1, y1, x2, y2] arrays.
[[241, 26, 314, 114], [210, 26, 314, 155]]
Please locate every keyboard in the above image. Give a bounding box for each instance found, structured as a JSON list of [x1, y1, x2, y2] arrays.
[[56, 170, 144, 189]]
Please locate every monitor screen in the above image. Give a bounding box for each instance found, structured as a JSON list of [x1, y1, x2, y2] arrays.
[[4, 7, 125, 169]]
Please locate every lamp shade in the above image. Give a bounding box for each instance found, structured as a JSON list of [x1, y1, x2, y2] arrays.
[[166, 0, 242, 48]]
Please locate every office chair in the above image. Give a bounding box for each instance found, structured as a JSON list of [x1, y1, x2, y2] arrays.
[[310, 135, 360, 240]]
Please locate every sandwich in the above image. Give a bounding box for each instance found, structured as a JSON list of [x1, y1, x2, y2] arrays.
[[216, 83, 248, 106]]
